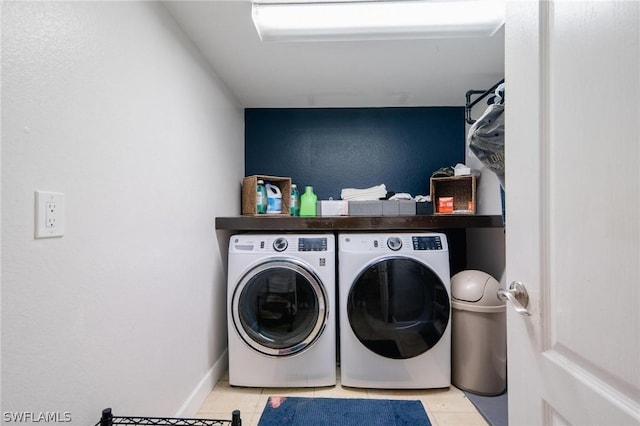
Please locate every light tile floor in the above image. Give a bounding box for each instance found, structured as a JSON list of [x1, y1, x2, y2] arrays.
[[196, 370, 488, 426]]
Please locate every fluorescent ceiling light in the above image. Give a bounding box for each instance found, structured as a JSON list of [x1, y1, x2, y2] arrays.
[[251, 0, 505, 42]]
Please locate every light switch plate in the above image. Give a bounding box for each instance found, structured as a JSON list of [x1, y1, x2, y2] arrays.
[[35, 191, 65, 238]]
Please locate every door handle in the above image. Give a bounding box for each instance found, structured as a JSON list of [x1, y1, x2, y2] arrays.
[[498, 281, 532, 316]]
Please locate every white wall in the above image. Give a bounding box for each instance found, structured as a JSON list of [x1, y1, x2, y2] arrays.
[[1, 2, 243, 424]]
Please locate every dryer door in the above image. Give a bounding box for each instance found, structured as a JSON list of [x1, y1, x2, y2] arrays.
[[347, 256, 450, 359], [232, 259, 328, 357]]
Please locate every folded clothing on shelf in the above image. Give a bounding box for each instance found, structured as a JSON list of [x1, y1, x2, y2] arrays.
[[340, 184, 387, 201]]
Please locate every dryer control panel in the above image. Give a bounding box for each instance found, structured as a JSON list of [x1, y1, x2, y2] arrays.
[[339, 233, 448, 253]]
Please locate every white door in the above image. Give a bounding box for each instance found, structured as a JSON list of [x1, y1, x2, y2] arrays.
[[505, 1, 639, 425]]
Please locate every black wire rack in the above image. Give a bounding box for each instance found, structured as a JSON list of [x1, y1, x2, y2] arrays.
[[95, 408, 242, 426], [465, 78, 505, 125]]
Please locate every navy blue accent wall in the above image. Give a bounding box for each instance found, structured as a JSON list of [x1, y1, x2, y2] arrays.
[[245, 107, 465, 200]]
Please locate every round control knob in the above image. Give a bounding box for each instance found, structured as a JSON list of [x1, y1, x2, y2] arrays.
[[387, 236, 402, 251], [273, 237, 288, 252]]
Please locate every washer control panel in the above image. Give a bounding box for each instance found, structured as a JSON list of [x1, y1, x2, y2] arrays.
[[230, 235, 333, 253], [298, 237, 328, 252], [412, 235, 443, 251]]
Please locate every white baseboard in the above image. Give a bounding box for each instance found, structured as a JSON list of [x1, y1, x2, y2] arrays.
[[174, 349, 228, 417]]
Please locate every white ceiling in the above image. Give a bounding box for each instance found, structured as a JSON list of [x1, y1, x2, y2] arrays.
[[164, 0, 505, 108]]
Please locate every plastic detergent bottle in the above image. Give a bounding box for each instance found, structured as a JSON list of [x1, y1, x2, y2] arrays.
[[290, 184, 300, 216], [256, 180, 267, 214], [265, 183, 282, 214], [299, 185, 317, 217]]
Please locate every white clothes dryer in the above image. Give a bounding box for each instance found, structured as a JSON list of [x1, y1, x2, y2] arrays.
[[227, 234, 336, 387], [338, 233, 451, 389]]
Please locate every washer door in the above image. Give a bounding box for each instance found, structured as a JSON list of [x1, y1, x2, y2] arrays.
[[232, 259, 328, 357], [347, 256, 450, 359]]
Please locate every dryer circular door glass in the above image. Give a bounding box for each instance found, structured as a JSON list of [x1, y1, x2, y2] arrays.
[[347, 257, 450, 360], [232, 259, 328, 357]]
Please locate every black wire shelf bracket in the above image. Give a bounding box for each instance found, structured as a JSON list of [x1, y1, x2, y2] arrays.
[[96, 408, 242, 426], [465, 78, 505, 125]]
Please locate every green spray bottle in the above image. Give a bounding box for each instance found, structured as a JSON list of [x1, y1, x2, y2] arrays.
[[299, 185, 317, 217]]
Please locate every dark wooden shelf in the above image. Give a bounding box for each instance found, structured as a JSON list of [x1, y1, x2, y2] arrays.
[[215, 215, 503, 232]]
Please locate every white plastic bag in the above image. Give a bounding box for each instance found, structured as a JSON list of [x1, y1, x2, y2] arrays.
[[467, 103, 505, 189]]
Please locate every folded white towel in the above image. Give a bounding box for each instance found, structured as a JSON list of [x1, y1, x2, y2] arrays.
[[341, 184, 387, 201], [389, 193, 413, 200]]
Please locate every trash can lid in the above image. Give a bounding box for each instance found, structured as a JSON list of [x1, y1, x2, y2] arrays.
[[451, 270, 505, 308]]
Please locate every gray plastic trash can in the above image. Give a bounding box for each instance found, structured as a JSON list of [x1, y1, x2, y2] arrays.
[[451, 270, 506, 396]]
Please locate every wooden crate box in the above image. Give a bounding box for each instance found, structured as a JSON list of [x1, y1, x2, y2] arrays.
[[430, 175, 476, 215]]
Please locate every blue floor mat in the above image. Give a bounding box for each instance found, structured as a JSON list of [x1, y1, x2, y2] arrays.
[[257, 396, 431, 426]]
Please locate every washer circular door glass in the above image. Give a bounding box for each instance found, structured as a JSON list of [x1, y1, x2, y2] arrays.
[[347, 256, 450, 359], [232, 259, 328, 357]]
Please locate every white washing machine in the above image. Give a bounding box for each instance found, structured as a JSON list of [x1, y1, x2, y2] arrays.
[[227, 234, 336, 387], [338, 233, 451, 389]]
